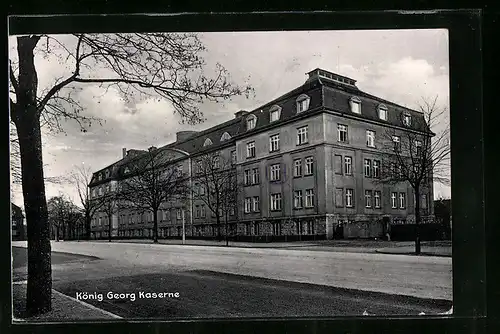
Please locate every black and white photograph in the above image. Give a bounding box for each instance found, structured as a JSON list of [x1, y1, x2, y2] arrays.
[[9, 24, 453, 322]]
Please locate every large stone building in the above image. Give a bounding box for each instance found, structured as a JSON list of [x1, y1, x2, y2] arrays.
[[89, 68, 434, 241]]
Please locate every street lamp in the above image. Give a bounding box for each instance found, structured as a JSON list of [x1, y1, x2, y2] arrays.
[[158, 147, 193, 245]]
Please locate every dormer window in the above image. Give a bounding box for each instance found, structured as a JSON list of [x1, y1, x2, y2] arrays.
[[378, 104, 388, 121], [246, 114, 257, 131], [269, 105, 282, 123], [203, 138, 213, 147], [124, 167, 130, 174], [296, 94, 311, 113], [220, 132, 232, 142], [349, 96, 362, 114], [403, 114, 412, 126]]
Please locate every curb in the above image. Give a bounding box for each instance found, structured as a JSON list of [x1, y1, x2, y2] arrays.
[[375, 250, 452, 257], [52, 290, 123, 319]]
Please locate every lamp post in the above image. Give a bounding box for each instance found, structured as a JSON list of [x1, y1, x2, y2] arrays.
[[159, 147, 192, 245]]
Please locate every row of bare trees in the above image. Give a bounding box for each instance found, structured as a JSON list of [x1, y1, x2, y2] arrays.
[[72, 147, 239, 246], [46, 194, 85, 241]]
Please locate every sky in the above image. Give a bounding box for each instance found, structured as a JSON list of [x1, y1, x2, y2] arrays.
[[9, 29, 450, 209]]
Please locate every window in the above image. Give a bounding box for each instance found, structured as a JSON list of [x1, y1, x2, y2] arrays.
[[403, 114, 412, 126], [296, 94, 310, 113], [246, 115, 257, 130], [305, 157, 314, 175], [244, 169, 251, 185], [374, 191, 381, 208], [177, 165, 183, 177], [213, 156, 220, 169], [378, 104, 388, 121], [251, 168, 260, 184], [297, 126, 309, 145], [399, 192, 406, 209], [415, 140, 422, 156], [350, 96, 361, 114], [269, 134, 280, 152], [421, 194, 428, 209], [244, 198, 252, 213], [246, 141, 256, 158], [230, 206, 235, 216], [335, 188, 344, 207], [221, 132, 232, 142], [305, 189, 315, 207], [294, 159, 302, 177], [252, 196, 260, 212], [365, 190, 372, 208], [203, 138, 213, 147], [392, 136, 401, 152], [196, 160, 203, 173], [364, 159, 372, 177], [195, 206, 200, 218], [338, 124, 348, 142], [270, 193, 282, 211], [334, 155, 342, 174], [98, 187, 103, 196], [201, 205, 206, 218], [199, 185, 205, 195], [345, 189, 354, 207], [373, 160, 380, 178], [294, 190, 303, 208], [344, 156, 352, 175], [269, 105, 282, 122], [270, 164, 281, 181], [391, 192, 397, 208], [366, 130, 375, 147], [272, 222, 282, 236], [176, 209, 182, 220], [231, 150, 237, 164]]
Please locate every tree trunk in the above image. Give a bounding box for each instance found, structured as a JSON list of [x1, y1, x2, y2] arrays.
[[153, 210, 158, 243], [216, 215, 222, 241], [85, 214, 91, 240], [108, 216, 112, 242], [14, 62, 52, 315], [415, 187, 421, 255]]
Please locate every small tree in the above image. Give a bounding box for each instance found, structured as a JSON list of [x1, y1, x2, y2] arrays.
[[193, 152, 239, 243], [377, 97, 450, 254], [99, 192, 118, 242], [118, 147, 187, 243], [71, 165, 107, 240]]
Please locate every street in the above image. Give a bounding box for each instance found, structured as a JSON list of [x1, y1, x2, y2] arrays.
[[12, 241, 452, 318]]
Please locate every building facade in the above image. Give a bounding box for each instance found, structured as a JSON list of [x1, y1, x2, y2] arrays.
[[89, 68, 434, 241], [11, 203, 25, 241]]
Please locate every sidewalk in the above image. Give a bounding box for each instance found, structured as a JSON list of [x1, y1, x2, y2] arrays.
[[12, 282, 120, 321], [88, 239, 451, 256]]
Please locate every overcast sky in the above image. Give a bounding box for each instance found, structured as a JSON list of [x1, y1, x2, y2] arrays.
[[10, 29, 450, 208]]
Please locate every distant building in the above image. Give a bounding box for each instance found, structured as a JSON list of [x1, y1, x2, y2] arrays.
[[89, 68, 434, 241], [11, 203, 25, 241]]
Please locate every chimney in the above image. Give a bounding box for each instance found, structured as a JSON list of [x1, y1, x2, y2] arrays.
[[148, 146, 157, 152], [122, 148, 127, 158], [234, 110, 249, 119], [176, 131, 198, 142]]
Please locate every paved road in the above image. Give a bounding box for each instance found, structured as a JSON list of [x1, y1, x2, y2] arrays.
[[12, 241, 452, 301]]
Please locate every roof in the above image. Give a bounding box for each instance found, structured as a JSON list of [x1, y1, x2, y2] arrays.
[[90, 68, 432, 186]]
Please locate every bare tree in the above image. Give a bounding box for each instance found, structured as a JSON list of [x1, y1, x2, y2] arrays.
[[376, 96, 450, 254], [118, 147, 187, 243], [193, 152, 239, 243], [70, 165, 107, 240], [9, 33, 253, 315], [99, 192, 118, 242], [47, 194, 80, 241]]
